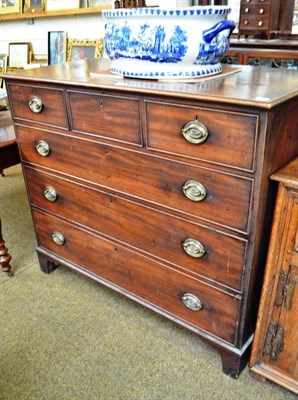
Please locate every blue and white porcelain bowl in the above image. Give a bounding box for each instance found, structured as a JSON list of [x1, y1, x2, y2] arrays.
[[103, 6, 235, 80]]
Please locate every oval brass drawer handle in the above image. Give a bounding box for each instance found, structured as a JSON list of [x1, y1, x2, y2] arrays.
[[52, 231, 65, 246], [182, 180, 207, 202], [182, 238, 206, 258], [182, 118, 208, 144], [44, 186, 57, 202], [181, 293, 202, 311], [36, 140, 50, 157], [28, 96, 43, 113]]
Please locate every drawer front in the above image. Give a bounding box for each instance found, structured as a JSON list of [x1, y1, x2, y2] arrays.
[[17, 126, 253, 233], [7, 83, 69, 129], [68, 90, 142, 145], [25, 167, 247, 291], [145, 101, 258, 172], [240, 1, 272, 5], [33, 209, 240, 344], [239, 18, 269, 30], [240, 4, 270, 17]]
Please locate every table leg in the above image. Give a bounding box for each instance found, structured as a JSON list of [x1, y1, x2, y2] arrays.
[[0, 218, 13, 276]]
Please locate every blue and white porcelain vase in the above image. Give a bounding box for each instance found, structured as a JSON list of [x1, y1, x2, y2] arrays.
[[103, 6, 235, 79]]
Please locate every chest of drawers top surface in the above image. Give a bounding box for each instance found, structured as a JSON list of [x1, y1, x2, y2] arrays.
[[2, 59, 297, 109]]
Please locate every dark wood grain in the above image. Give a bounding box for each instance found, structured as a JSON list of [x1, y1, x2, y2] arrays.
[[7, 83, 69, 130], [25, 166, 247, 292], [250, 157, 298, 394], [68, 89, 142, 146], [33, 208, 240, 345], [4, 60, 298, 378], [16, 124, 253, 233]]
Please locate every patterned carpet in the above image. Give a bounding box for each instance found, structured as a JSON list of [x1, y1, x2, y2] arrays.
[[0, 165, 296, 400]]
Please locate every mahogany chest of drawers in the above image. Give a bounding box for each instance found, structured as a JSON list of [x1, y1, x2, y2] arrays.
[[238, 0, 280, 39], [3, 61, 298, 378]]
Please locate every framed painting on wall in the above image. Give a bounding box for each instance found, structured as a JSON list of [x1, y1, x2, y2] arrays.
[[48, 31, 68, 65], [8, 42, 30, 68], [23, 0, 46, 13], [46, 0, 80, 11], [0, 0, 22, 14], [67, 38, 103, 61]]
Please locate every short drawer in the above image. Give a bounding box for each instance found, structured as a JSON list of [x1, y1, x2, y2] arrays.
[[25, 167, 247, 291], [240, 0, 271, 4], [145, 101, 258, 172], [240, 4, 270, 17], [33, 209, 240, 344], [7, 83, 69, 129], [68, 90, 142, 145], [17, 126, 253, 233]]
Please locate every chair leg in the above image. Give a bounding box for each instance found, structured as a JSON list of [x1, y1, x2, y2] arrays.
[[0, 219, 13, 276]]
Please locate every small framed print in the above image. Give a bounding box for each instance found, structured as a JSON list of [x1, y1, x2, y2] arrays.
[[24, 0, 46, 13], [48, 31, 67, 65], [67, 38, 103, 62], [0, 0, 22, 14], [88, 0, 113, 6], [8, 42, 30, 68], [46, 0, 80, 11], [0, 54, 8, 88]]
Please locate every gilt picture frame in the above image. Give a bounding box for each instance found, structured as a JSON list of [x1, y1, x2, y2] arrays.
[[0, 0, 21, 15], [67, 38, 103, 62], [48, 31, 67, 65], [24, 0, 46, 13], [0, 53, 8, 88]]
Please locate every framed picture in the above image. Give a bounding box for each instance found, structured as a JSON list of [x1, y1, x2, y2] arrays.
[[0, 0, 22, 14], [46, 0, 80, 11], [48, 31, 67, 65], [88, 0, 113, 6], [24, 0, 46, 13], [67, 38, 103, 62], [8, 42, 30, 68], [0, 54, 8, 88]]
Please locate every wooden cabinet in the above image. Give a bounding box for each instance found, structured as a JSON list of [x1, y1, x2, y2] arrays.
[[223, 39, 298, 70], [250, 157, 298, 394], [238, 0, 297, 39], [3, 60, 298, 378], [238, 0, 281, 39]]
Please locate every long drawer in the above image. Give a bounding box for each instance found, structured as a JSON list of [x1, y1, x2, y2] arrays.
[[25, 167, 247, 291], [7, 83, 69, 130], [145, 101, 258, 172], [32, 209, 240, 344], [17, 126, 253, 233]]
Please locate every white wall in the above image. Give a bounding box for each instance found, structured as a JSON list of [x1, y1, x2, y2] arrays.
[[0, 1, 241, 61]]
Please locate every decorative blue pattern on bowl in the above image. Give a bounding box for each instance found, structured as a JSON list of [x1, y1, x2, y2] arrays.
[[103, 7, 231, 18], [103, 6, 235, 80]]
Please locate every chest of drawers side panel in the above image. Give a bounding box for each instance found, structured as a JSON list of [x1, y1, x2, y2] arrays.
[[236, 98, 298, 347]]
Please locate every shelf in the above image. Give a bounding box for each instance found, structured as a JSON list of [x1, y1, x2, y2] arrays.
[[0, 6, 112, 22]]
